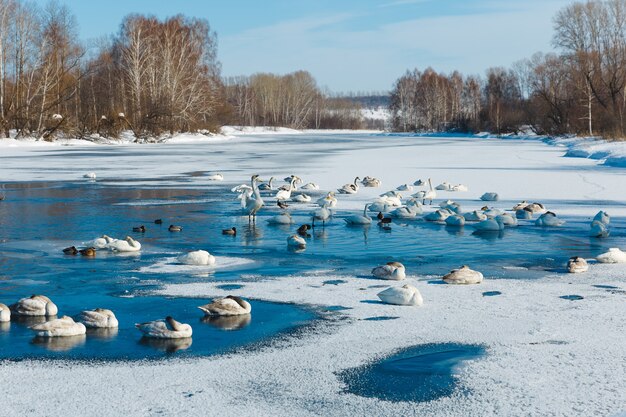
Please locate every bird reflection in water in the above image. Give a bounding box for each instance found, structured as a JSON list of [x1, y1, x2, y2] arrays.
[[0, 321, 10, 332], [31, 334, 86, 352], [241, 223, 262, 246], [11, 315, 53, 327], [139, 336, 192, 353], [86, 327, 119, 339], [201, 314, 251, 331], [471, 230, 505, 241]]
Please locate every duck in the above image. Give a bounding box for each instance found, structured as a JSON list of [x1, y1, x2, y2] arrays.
[[593, 210, 610, 225], [132, 225, 146, 233], [108, 236, 141, 252], [311, 204, 331, 227], [87, 235, 115, 249], [377, 212, 392, 224], [206, 172, 224, 181], [0, 303, 10, 322], [590, 220, 609, 238], [301, 182, 320, 190], [136, 316, 192, 339], [396, 184, 413, 192], [442, 265, 483, 284], [371, 262, 406, 280], [526, 202, 546, 213], [535, 211, 565, 227], [516, 207, 533, 219], [276, 176, 298, 200], [424, 209, 451, 222], [344, 204, 372, 225], [413, 178, 436, 204], [362, 176, 382, 187], [258, 177, 275, 191], [154, 219, 163, 224], [77, 308, 119, 328], [495, 213, 518, 227], [377, 284, 423, 306], [445, 214, 465, 226], [292, 193, 311, 203], [316, 192, 337, 208], [79, 247, 96, 257], [338, 177, 361, 194], [596, 248, 626, 264], [198, 295, 251, 316], [297, 224, 312, 236], [10, 295, 58, 316], [242, 175, 264, 221], [222, 227, 237, 236], [277, 200, 289, 209], [567, 257, 589, 273], [178, 250, 216, 266], [267, 212, 294, 225], [480, 192, 499, 201], [473, 218, 505, 232], [30, 316, 86, 337], [463, 210, 487, 222], [83, 172, 97, 179], [62, 246, 78, 255], [168, 225, 183, 232], [287, 234, 307, 249], [413, 179, 426, 186]]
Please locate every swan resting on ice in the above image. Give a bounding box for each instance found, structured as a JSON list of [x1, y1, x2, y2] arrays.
[[567, 257, 589, 273], [442, 265, 483, 284], [178, 250, 216, 266], [371, 262, 406, 280], [377, 284, 423, 306]]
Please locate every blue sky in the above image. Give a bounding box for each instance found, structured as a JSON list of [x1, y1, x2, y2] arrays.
[[41, 0, 573, 92]]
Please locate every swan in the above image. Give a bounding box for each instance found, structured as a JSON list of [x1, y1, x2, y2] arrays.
[[377, 284, 423, 306], [442, 265, 483, 284], [0, 303, 10, 322], [593, 210, 610, 226], [206, 173, 224, 181], [301, 182, 320, 190], [413, 178, 436, 204], [526, 202, 546, 213], [242, 175, 264, 221], [108, 236, 141, 252], [516, 208, 533, 219], [567, 257, 589, 273], [396, 184, 413, 192], [311, 204, 331, 226], [451, 184, 468, 192], [316, 192, 337, 208], [482, 208, 502, 218], [77, 308, 119, 328], [287, 234, 307, 248], [464, 210, 487, 222], [276, 177, 298, 200], [30, 316, 86, 337], [445, 214, 465, 226], [258, 176, 275, 191], [372, 262, 406, 280], [344, 204, 372, 225], [512, 201, 528, 211], [362, 176, 382, 187], [413, 179, 425, 186], [292, 194, 311, 203], [596, 248, 626, 264], [480, 192, 499, 201], [495, 213, 517, 227], [424, 209, 451, 222], [86, 235, 115, 249], [11, 295, 58, 316], [83, 172, 97, 179], [473, 218, 505, 231], [368, 201, 393, 213], [380, 190, 401, 198], [535, 211, 565, 227], [435, 181, 452, 191], [590, 220, 609, 238], [267, 212, 294, 225], [390, 199, 423, 218], [338, 177, 360, 194], [136, 316, 192, 339], [440, 200, 462, 214], [198, 295, 251, 316], [178, 250, 216, 266]]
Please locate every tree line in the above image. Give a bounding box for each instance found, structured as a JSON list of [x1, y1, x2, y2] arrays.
[[391, 0, 626, 139]]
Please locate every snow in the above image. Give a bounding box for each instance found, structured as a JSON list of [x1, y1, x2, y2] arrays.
[[361, 106, 390, 121]]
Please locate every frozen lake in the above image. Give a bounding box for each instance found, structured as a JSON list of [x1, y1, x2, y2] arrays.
[[1, 131, 625, 416]]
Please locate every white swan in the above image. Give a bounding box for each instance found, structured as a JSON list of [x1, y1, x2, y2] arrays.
[[242, 175, 264, 221], [178, 250, 216, 266], [206, 172, 224, 181], [258, 176, 275, 191], [480, 192, 499, 201], [442, 265, 483, 284], [30, 316, 86, 337], [287, 234, 307, 248], [590, 220, 609, 238], [292, 193, 311, 203], [567, 257, 589, 273], [372, 262, 406, 280], [316, 192, 337, 208], [596, 248, 626, 264], [276, 177, 299, 200], [267, 212, 294, 225], [473, 218, 504, 231], [108, 236, 141, 252], [77, 308, 119, 328], [362, 176, 382, 187], [464, 210, 487, 222], [368, 201, 393, 213], [482, 208, 502, 218], [198, 295, 251, 316], [338, 177, 360, 194], [445, 214, 465, 226], [86, 235, 115, 249], [439, 200, 462, 214], [593, 210, 610, 226], [396, 184, 413, 191], [451, 184, 468, 192], [535, 212, 565, 227], [11, 295, 58, 316], [136, 316, 192, 339], [377, 284, 423, 306], [0, 303, 10, 322], [83, 172, 97, 179], [435, 181, 452, 191], [311, 204, 331, 226], [344, 204, 372, 225], [301, 182, 320, 190], [424, 209, 451, 222], [516, 208, 533, 219], [413, 178, 436, 204], [512, 201, 528, 211], [495, 213, 518, 227], [413, 179, 426, 186], [390, 199, 423, 218], [526, 202, 546, 213]]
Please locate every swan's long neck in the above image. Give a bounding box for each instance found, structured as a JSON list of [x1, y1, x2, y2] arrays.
[[363, 204, 370, 217], [269, 177, 274, 188], [289, 178, 296, 191], [428, 178, 433, 191], [354, 177, 359, 187], [252, 178, 261, 200]]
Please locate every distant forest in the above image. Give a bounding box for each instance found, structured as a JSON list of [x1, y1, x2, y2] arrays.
[[0, 0, 624, 140]]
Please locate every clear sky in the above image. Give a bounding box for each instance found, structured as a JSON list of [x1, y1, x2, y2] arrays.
[[38, 0, 574, 93]]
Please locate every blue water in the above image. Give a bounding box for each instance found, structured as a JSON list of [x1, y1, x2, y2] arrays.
[[339, 343, 485, 403]]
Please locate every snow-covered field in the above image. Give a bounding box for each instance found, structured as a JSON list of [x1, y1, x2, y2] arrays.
[[1, 129, 626, 416]]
